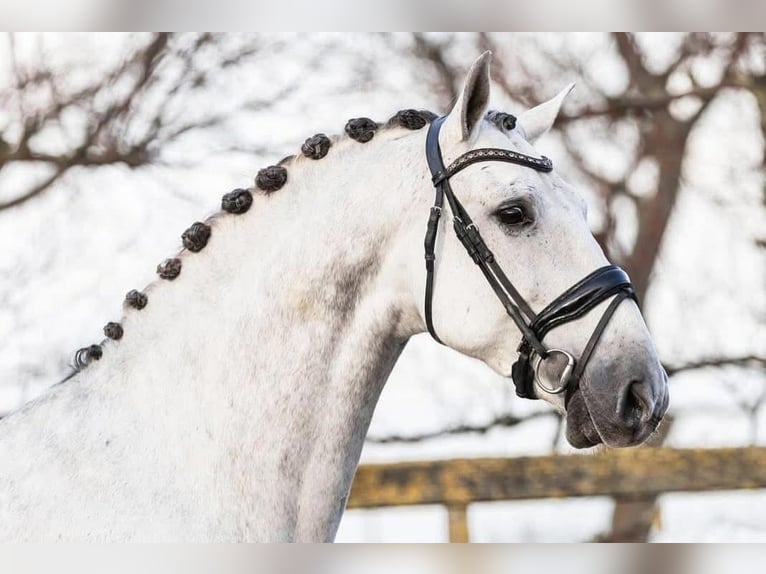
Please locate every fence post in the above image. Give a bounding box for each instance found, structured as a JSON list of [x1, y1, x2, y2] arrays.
[[447, 503, 469, 542], [600, 416, 674, 541]]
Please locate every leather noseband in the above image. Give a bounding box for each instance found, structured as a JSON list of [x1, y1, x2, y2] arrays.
[[423, 115, 637, 402]]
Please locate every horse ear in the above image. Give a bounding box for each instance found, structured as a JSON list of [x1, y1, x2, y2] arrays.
[[442, 51, 492, 143], [517, 83, 575, 143]]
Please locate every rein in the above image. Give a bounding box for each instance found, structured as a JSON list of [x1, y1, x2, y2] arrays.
[[423, 116, 636, 402]]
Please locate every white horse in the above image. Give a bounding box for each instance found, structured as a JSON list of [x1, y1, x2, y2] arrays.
[[0, 53, 667, 541]]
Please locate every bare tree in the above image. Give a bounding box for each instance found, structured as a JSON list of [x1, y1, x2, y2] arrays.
[[0, 33, 286, 212], [372, 32, 766, 542], [479, 32, 764, 300]]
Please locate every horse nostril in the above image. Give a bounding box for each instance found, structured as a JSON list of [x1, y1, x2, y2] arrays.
[[621, 380, 654, 428]]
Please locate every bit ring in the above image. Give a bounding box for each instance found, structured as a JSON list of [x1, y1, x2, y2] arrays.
[[534, 348, 576, 395]]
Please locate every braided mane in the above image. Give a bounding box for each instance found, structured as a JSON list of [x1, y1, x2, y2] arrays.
[[65, 108, 513, 379]]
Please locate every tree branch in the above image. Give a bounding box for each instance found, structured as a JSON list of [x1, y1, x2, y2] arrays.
[[366, 410, 555, 444], [612, 33, 656, 91], [664, 355, 766, 376], [558, 84, 744, 125], [0, 33, 284, 213], [476, 33, 537, 108], [411, 33, 458, 107], [0, 167, 67, 211]]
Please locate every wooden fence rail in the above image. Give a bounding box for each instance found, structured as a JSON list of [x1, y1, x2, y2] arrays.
[[347, 447, 766, 541]]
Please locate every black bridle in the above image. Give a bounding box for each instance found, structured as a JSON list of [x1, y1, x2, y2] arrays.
[[423, 116, 637, 401]]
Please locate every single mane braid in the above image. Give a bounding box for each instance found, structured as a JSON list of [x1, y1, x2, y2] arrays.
[[301, 134, 332, 159], [222, 188, 253, 214], [182, 222, 212, 253], [486, 110, 517, 132], [125, 290, 148, 310], [345, 118, 378, 143], [74, 344, 102, 369], [157, 258, 182, 280], [103, 322, 123, 340], [387, 109, 437, 130], [256, 165, 288, 193]]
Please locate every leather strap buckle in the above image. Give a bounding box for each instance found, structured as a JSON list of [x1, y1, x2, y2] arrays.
[[534, 349, 576, 395], [431, 171, 449, 186]]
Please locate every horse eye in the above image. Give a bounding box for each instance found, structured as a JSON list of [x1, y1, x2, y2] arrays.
[[497, 206, 528, 226]]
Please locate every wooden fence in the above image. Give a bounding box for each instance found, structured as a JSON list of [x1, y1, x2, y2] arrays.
[[347, 447, 766, 542]]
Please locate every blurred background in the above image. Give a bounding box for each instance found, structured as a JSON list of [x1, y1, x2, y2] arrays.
[[0, 32, 764, 542]]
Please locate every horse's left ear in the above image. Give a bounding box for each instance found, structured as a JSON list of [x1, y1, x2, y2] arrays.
[[518, 83, 575, 143], [442, 51, 492, 143]]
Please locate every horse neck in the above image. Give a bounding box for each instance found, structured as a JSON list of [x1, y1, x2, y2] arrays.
[[76, 129, 427, 540]]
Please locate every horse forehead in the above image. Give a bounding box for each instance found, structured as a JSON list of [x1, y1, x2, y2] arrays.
[[446, 125, 583, 209], [466, 127, 550, 180], [472, 126, 585, 206], [475, 122, 536, 154], [460, 138, 549, 194]]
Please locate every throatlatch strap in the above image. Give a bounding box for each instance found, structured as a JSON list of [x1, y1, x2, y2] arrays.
[[423, 117, 448, 343], [424, 205, 443, 344]]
